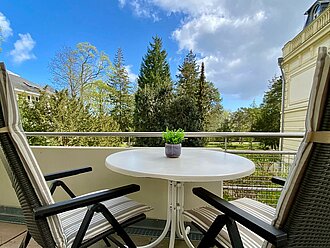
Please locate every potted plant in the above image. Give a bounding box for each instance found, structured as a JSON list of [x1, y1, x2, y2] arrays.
[[162, 128, 185, 158]]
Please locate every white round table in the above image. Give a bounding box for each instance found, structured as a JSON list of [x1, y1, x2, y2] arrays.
[[105, 148, 255, 248]]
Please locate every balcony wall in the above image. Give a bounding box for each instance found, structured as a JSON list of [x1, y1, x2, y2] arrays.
[[0, 146, 221, 220]]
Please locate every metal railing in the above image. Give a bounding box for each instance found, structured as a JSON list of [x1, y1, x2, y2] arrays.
[[26, 131, 304, 206]]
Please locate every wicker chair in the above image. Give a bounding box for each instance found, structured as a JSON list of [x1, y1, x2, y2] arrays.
[[184, 46, 330, 248], [0, 62, 152, 248]]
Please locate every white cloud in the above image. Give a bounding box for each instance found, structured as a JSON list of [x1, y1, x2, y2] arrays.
[[129, 0, 160, 21], [120, 0, 314, 102], [10, 33, 36, 64], [152, 0, 226, 16], [125, 65, 138, 82], [0, 12, 13, 39], [118, 0, 126, 8]]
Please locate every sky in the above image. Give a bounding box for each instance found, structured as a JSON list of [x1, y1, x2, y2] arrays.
[[0, 0, 315, 111]]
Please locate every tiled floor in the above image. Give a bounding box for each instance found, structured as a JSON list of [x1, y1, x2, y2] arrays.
[[0, 222, 200, 247]]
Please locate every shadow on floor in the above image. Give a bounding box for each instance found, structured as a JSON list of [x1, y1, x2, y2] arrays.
[[0, 222, 200, 247]]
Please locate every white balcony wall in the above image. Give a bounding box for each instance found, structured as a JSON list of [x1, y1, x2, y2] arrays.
[[0, 146, 221, 220]]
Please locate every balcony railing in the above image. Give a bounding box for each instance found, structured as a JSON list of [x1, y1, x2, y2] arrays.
[[26, 131, 303, 207]]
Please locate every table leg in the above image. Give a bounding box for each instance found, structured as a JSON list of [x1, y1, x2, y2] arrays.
[[138, 180, 196, 248], [175, 182, 184, 239], [177, 182, 196, 248], [137, 181, 173, 248], [220, 180, 223, 197]]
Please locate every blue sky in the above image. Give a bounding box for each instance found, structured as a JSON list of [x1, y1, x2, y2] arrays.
[[0, 0, 314, 111]]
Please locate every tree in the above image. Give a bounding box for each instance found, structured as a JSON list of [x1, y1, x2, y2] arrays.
[[197, 62, 223, 131], [49, 42, 111, 100], [252, 76, 282, 149], [108, 48, 134, 131], [134, 36, 173, 146], [230, 105, 260, 133], [174, 51, 203, 146], [18, 90, 120, 146], [84, 80, 113, 116], [175, 53, 223, 146], [177, 50, 199, 98]]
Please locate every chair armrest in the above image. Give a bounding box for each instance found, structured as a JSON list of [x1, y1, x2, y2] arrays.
[[34, 184, 140, 219], [44, 166, 92, 181], [193, 187, 287, 247], [271, 176, 286, 186]]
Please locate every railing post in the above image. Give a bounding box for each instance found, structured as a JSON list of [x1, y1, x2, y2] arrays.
[[225, 137, 227, 152]]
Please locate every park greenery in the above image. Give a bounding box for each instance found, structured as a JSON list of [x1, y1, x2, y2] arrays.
[[17, 37, 282, 149]]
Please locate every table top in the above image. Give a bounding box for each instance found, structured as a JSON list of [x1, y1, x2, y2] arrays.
[[105, 148, 255, 182]]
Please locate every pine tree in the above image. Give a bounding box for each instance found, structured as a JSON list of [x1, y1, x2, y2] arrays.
[[174, 51, 202, 146], [134, 36, 173, 146], [177, 50, 199, 98], [198, 62, 223, 131], [174, 54, 223, 146], [108, 48, 134, 131]]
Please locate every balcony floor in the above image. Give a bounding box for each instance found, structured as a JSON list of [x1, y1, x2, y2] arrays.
[[0, 222, 199, 247]]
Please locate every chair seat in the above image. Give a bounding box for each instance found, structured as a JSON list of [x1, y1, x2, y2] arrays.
[[184, 198, 275, 248], [59, 196, 152, 247]]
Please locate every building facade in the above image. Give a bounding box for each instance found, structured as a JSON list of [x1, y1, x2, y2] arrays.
[[281, 1, 330, 151]]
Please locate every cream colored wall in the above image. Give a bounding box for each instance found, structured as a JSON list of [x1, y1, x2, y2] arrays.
[[281, 6, 330, 151], [0, 146, 221, 220]]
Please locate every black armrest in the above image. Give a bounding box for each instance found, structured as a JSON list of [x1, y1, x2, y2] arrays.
[[34, 184, 140, 219], [44, 166, 92, 181], [271, 176, 286, 186], [193, 187, 287, 247]]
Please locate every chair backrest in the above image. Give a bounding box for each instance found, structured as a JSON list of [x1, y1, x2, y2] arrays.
[[0, 63, 66, 247], [266, 47, 330, 247]]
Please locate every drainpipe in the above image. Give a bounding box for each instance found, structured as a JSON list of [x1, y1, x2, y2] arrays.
[[278, 57, 285, 151]]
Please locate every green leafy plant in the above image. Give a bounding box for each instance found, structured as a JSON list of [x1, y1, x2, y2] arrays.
[[162, 128, 185, 144]]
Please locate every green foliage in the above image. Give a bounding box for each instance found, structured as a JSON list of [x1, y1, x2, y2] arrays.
[[18, 90, 121, 146], [134, 36, 174, 146], [84, 80, 113, 115], [177, 50, 199, 98], [108, 48, 134, 131], [198, 62, 223, 131], [175, 52, 223, 146], [252, 77, 282, 149], [167, 95, 203, 146], [230, 105, 260, 132], [162, 128, 185, 144]]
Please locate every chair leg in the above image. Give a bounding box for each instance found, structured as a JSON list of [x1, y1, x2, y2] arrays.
[[72, 203, 136, 248], [19, 231, 31, 248], [198, 215, 227, 248], [107, 235, 128, 248], [226, 218, 243, 248], [72, 207, 95, 248], [97, 204, 136, 248], [103, 237, 111, 247]]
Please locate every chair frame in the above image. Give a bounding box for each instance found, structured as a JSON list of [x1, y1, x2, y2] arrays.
[[192, 187, 287, 248], [0, 62, 148, 248], [19, 166, 146, 248]]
